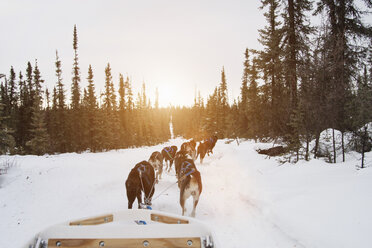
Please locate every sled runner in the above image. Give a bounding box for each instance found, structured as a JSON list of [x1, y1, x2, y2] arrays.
[[26, 209, 216, 248]]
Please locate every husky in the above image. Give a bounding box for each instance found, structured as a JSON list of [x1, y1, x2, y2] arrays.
[[148, 151, 163, 183], [196, 135, 218, 164], [125, 161, 155, 209], [177, 158, 202, 217], [161, 145, 178, 172], [180, 139, 197, 161]]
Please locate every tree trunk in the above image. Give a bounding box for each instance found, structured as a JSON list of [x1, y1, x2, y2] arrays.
[[305, 135, 309, 161], [332, 128, 336, 163], [361, 141, 365, 169], [314, 131, 320, 159], [341, 131, 345, 162]]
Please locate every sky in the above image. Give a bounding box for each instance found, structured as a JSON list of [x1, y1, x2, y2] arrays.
[[0, 0, 266, 107], [0, 0, 370, 107]]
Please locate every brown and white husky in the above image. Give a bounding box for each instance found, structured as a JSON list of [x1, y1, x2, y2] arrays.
[[176, 158, 202, 217]]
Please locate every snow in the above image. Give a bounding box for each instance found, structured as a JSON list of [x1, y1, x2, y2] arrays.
[[1, 138, 372, 248]]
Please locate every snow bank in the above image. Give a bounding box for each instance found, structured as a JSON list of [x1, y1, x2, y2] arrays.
[[0, 138, 371, 247]]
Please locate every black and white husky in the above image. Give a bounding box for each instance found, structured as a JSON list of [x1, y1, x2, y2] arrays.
[[148, 151, 163, 183]]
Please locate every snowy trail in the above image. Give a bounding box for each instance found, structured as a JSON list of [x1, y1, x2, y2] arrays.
[[145, 142, 304, 248], [1, 138, 372, 247]]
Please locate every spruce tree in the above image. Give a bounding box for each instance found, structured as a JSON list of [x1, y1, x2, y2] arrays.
[[282, 0, 313, 110], [315, 0, 372, 162], [204, 87, 219, 136], [70, 25, 82, 151], [16, 71, 29, 150], [110, 73, 121, 148], [102, 63, 120, 149], [23, 62, 34, 150], [125, 77, 134, 111], [118, 73, 128, 147], [247, 59, 260, 141], [118, 74, 126, 111], [55, 51, 68, 152], [26, 62, 50, 155], [0, 101, 15, 154], [217, 67, 228, 138], [257, 0, 285, 137], [71, 25, 81, 110], [352, 68, 372, 168], [49, 87, 59, 151], [7, 67, 18, 127], [239, 49, 250, 138], [85, 65, 100, 151], [126, 77, 135, 146]]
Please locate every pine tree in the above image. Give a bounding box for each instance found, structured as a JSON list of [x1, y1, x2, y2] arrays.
[[55, 51, 68, 152], [287, 104, 305, 162], [218, 67, 229, 138], [204, 87, 219, 136], [16, 71, 29, 150], [297, 51, 319, 160], [239, 49, 250, 138], [118, 74, 126, 111], [26, 62, 49, 155], [23, 62, 34, 151], [71, 25, 81, 110], [0, 102, 15, 154], [110, 73, 120, 148], [282, 0, 313, 111], [118, 73, 128, 147], [351, 67, 372, 168], [103, 63, 113, 110], [70, 25, 82, 151], [45, 88, 51, 145], [247, 59, 260, 141], [26, 103, 50, 155], [7, 67, 18, 130], [124, 77, 134, 146], [125, 77, 134, 111], [49, 87, 59, 151], [102, 63, 121, 149], [85, 65, 100, 151], [256, 0, 285, 137], [315, 0, 372, 162]]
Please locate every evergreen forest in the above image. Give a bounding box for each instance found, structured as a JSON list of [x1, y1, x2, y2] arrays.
[[1, 1, 372, 165]]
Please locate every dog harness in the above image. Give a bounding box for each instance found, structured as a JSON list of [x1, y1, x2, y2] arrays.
[[206, 137, 214, 145], [164, 147, 174, 159], [137, 163, 151, 186], [137, 162, 155, 206], [180, 160, 194, 177]]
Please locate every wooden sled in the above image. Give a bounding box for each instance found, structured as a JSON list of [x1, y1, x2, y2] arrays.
[[26, 209, 216, 248]]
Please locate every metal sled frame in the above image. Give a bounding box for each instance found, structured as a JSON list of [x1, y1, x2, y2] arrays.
[[27, 210, 215, 248]]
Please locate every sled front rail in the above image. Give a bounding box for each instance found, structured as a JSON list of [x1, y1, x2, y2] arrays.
[[48, 237, 201, 247], [27, 210, 216, 248]]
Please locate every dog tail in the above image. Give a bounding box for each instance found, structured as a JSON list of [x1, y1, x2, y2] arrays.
[[193, 170, 202, 194]]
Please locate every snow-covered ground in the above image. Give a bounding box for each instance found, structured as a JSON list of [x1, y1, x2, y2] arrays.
[[1, 138, 371, 248]]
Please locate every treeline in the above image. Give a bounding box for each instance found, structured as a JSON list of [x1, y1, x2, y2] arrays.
[[172, 0, 372, 163], [0, 25, 170, 155]]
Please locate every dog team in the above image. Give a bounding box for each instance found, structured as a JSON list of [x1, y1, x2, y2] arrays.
[[125, 135, 218, 217]]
